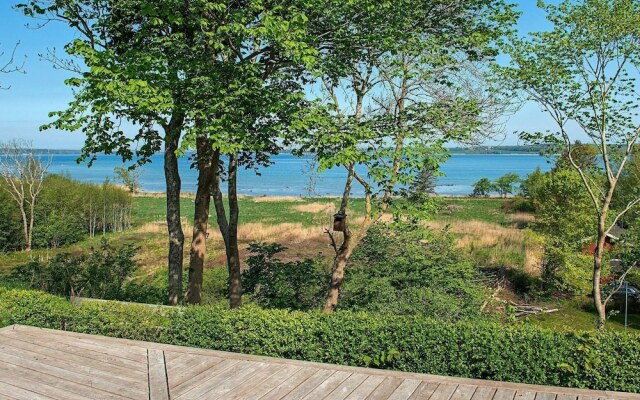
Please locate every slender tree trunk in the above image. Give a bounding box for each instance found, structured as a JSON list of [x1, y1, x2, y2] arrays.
[[27, 201, 35, 251], [593, 218, 607, 329], [324, 235, 356, 312], [211, 152, 229, 250], [164, 116, 185, 306], [210, 152, 242, 308], [186, 137, 215, 305], [226, 153, 241, 308], [18, 205, 29, 251], [324, 165, 355, 313]]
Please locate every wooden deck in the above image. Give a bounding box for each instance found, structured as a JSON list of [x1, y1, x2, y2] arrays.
[[0, 325, 637, 400]]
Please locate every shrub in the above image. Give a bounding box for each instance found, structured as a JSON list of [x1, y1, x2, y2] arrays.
[[242, 242, 328, 310], [340, 222, 487, 321], [11, 239, 138, 299], [32, 210, 85, 249], [541, 244, 596, 295], [0, 185, 23, 251], [0, 289, 71, 330], [0, 289, 639, 393]]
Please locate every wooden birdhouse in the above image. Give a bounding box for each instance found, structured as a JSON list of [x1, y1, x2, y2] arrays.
[[333, 212, 347, 232]]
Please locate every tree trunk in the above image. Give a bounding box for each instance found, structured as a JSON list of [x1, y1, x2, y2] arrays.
[[210, 152, 242, 308], [27, 201, 35, 251], [226, 154, 241, 308], [323, 165, 356, 313], [164, 118, 185, 306], [593, 219, 607, 329], [324, 233, 356, 312], [186, 137, 214, 305], [18, 206, 29, 251]]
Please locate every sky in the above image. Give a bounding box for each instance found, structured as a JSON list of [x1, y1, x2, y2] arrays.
[[0, 1, 560, 150]]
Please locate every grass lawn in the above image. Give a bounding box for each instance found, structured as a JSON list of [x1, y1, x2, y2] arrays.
[[132, 195, 366, 226], [435, 197, 512, 225], [0, 196, 525, 274], [525, 298, 640, 333], [0, 196, 365, 273], [3, 194, 636, 333]]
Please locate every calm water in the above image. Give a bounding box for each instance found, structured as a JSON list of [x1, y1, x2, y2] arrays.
[[45, 153, 552, 196]]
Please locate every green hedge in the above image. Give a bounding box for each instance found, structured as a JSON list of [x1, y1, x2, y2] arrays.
[[0, 289, 638, 393]]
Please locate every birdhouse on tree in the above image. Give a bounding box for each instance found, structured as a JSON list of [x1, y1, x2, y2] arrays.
[[333, 212, 347, 232]]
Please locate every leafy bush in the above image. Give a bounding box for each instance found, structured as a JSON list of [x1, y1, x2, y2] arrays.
[[340, 222, 486, 321], [0, 289, 639, 392], [542, 244, 594, 295], [0, 186, 23, 251], [242, 242, 328, 310], [32, 210, 85, 248], [501, 196, 536, 213], [12, 239, 138, 300]]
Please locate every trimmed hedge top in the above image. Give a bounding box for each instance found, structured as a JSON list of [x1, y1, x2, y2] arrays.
[[0, 288, 638, 393]]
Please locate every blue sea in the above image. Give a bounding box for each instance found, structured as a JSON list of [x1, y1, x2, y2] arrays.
[[45, 153, 552, 197]]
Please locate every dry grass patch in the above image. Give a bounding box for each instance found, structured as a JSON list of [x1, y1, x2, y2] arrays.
[[509, 212, 536, 228], [208, 222, 331, 265], [133, 220, 332, 272], [136, 220, 192, 234], [293, 202, 336, 214], [236, 222, 326, 243], [252, 196, 301, 203], [428, 219, 543, 275]]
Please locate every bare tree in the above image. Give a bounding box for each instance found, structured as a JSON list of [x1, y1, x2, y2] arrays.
[[0, 140, 50, 251], [0, 42, 26, 89]]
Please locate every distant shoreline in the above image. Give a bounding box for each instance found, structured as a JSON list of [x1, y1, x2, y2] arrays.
[[21, 146, 550, 157], [134, 192, 511, 200]]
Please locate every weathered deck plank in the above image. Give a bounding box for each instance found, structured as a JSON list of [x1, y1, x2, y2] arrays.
[[0, 325, 637, 400], [148, 349, 170, 400]]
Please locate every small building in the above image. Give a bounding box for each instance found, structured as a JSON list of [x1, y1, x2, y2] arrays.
[[583, 225, 627, 255]]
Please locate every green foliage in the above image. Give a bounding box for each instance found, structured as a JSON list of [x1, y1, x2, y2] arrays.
[[552, 142, 598, 173], [0, 185, 23, 251], [32, 210, 85, 249], [241, 242, 327, 311], [615, 150, 640, 227], [296, 0, 517, 223], [1, 289, 639, 392], [436, 198, 510, 225], [521, 164, 598, 294], [493, 173, 520, 198], [527, 169, 594, 249], [407, 162, 438, 205], [471, 177, 492, 197], [114, 166, 141, 194], [0, 174, 132, 250], [542, 244, 594, 295], [501, 0, 640, 324], [518, 167, 546, 209], [339, 223, 486, 321], [11, 239, 138, 300], [471, 174, 521, 198], [0, 290, 71, 330], [611, 226, 640, 289]]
